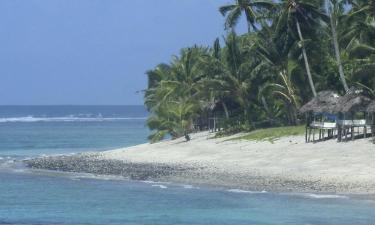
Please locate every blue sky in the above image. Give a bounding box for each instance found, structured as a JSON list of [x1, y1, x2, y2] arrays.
[[0, 0, 247, 105]]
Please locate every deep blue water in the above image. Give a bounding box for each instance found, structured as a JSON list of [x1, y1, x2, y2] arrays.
[[1, 106, 375, 225]]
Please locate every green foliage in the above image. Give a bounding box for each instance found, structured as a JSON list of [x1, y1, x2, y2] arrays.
[[144, 0, 375, 143], [232, 126, 305, 143]]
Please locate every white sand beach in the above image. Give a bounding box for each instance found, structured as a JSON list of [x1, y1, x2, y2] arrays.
[[96, 132, 375, 193]]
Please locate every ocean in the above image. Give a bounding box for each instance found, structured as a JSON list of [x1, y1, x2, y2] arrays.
[[0, 105, 374, 225]]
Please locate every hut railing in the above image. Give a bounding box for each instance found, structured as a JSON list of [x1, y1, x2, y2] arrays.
[[310, 121, 336, 129], [337, 120, 366, 126]]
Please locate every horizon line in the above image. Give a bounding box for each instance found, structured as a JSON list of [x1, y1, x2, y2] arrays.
[[0, 104, 145, 106]]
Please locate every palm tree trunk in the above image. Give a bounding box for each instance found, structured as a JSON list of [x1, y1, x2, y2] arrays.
[[221, 102, 230, 119], [247, 21, 252, 33], [261, 96, 271, 115], [296, 20, 317, 97], [329, 4, 349, 92]]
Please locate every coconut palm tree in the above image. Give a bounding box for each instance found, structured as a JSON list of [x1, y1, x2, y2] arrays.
[[326, 0, 349, 92], [206, 33, 254, 118], [251, 24, 301, 124], [145, 47, 210, 142], [219, 1, 275, 115], [219, 0, 274, 33], [277, 0, 327, 97], [259, 61, 300, 125], [341, 0, 375, 49]]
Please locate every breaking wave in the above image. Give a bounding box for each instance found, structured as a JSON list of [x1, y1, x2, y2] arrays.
[[227, 189, 267, 194]]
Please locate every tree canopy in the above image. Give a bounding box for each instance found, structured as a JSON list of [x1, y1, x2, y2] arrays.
[[144, 0, 375, 142]]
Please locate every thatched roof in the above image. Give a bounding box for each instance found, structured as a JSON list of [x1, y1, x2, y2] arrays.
[[333, 87, 372, 113], [367, 101, 375, 113], [299, 91, 340, 114]]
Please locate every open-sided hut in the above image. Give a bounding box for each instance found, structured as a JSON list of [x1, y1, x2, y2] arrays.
[[333, 88, 373, 141], [299, 91, 339, 114], [299, 91, 340, 142]]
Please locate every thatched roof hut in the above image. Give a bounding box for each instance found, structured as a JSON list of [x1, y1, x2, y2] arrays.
[[299, 91, 340, 114], [367, 101, 375, 113], [333, 88, 372, 114]]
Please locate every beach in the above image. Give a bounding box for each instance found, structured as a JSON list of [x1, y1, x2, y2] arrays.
[[26, 131, 375, 194]]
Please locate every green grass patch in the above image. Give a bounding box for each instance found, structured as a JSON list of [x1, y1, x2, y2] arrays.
[[231, 125, 305, 143]]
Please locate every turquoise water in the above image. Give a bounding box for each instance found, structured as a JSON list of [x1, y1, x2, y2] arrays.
[[1, 106, 375, 225]]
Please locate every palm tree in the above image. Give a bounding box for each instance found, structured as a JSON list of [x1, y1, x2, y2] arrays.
[[326, 0, 349, 92], [145, 47, 209, 142], [341, 0, 375, 49], [219, 0, 274, 33], [260, 61, 300, 125], [252, 24, 300, 124], [211, 33, 253, 118], [146, 99, 199, 143], [277, 0, 327, 97], [219, 1, 275, 115], [339, 0, 375, 89]]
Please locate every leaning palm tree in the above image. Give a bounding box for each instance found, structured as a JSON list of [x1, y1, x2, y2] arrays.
[[277, 0, 327, 97], [219, 0, 274, 33], [326, 0, 349, 92]]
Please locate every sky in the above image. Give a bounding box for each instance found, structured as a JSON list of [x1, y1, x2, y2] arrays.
[[0, 0, 247, 105]]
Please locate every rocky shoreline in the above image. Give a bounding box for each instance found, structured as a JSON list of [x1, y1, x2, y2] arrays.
[[24, 154, 202, 181], [24, 152, 375, 194]]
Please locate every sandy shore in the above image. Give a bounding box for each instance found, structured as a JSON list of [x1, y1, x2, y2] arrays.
[[26, 132, 375, 194]]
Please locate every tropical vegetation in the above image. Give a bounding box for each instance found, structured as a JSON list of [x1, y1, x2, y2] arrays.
[[144, 0, 375, 142]]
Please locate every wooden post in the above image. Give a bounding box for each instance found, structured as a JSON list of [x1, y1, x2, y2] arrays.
[[313, 128, 315, 142], [351, 126, 354, 141], [319, 128, 322, 141]]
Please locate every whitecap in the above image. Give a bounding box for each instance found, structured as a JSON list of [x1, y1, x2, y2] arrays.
[[141, 180, 170, 184], [151, 184, 168, 189], [227, 189, 267, 194], [303, 193, 349, 199], [181, 184, 200, 189], [285, 193, 349, 199], [73, 174, 125, 181]]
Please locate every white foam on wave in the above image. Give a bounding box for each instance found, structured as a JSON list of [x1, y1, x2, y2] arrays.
[[302, 193, 349, 199], [227, 189, 267, 194], [0, 116, 147, 123], [151, 184, 168, 189], [182, 184, 199, 189], [141, 180, 171, 185], [71, 173, 126, 181]]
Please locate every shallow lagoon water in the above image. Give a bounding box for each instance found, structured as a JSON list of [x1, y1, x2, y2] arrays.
[[1, 171, 375, 225], [1, 106, 375, 225]]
